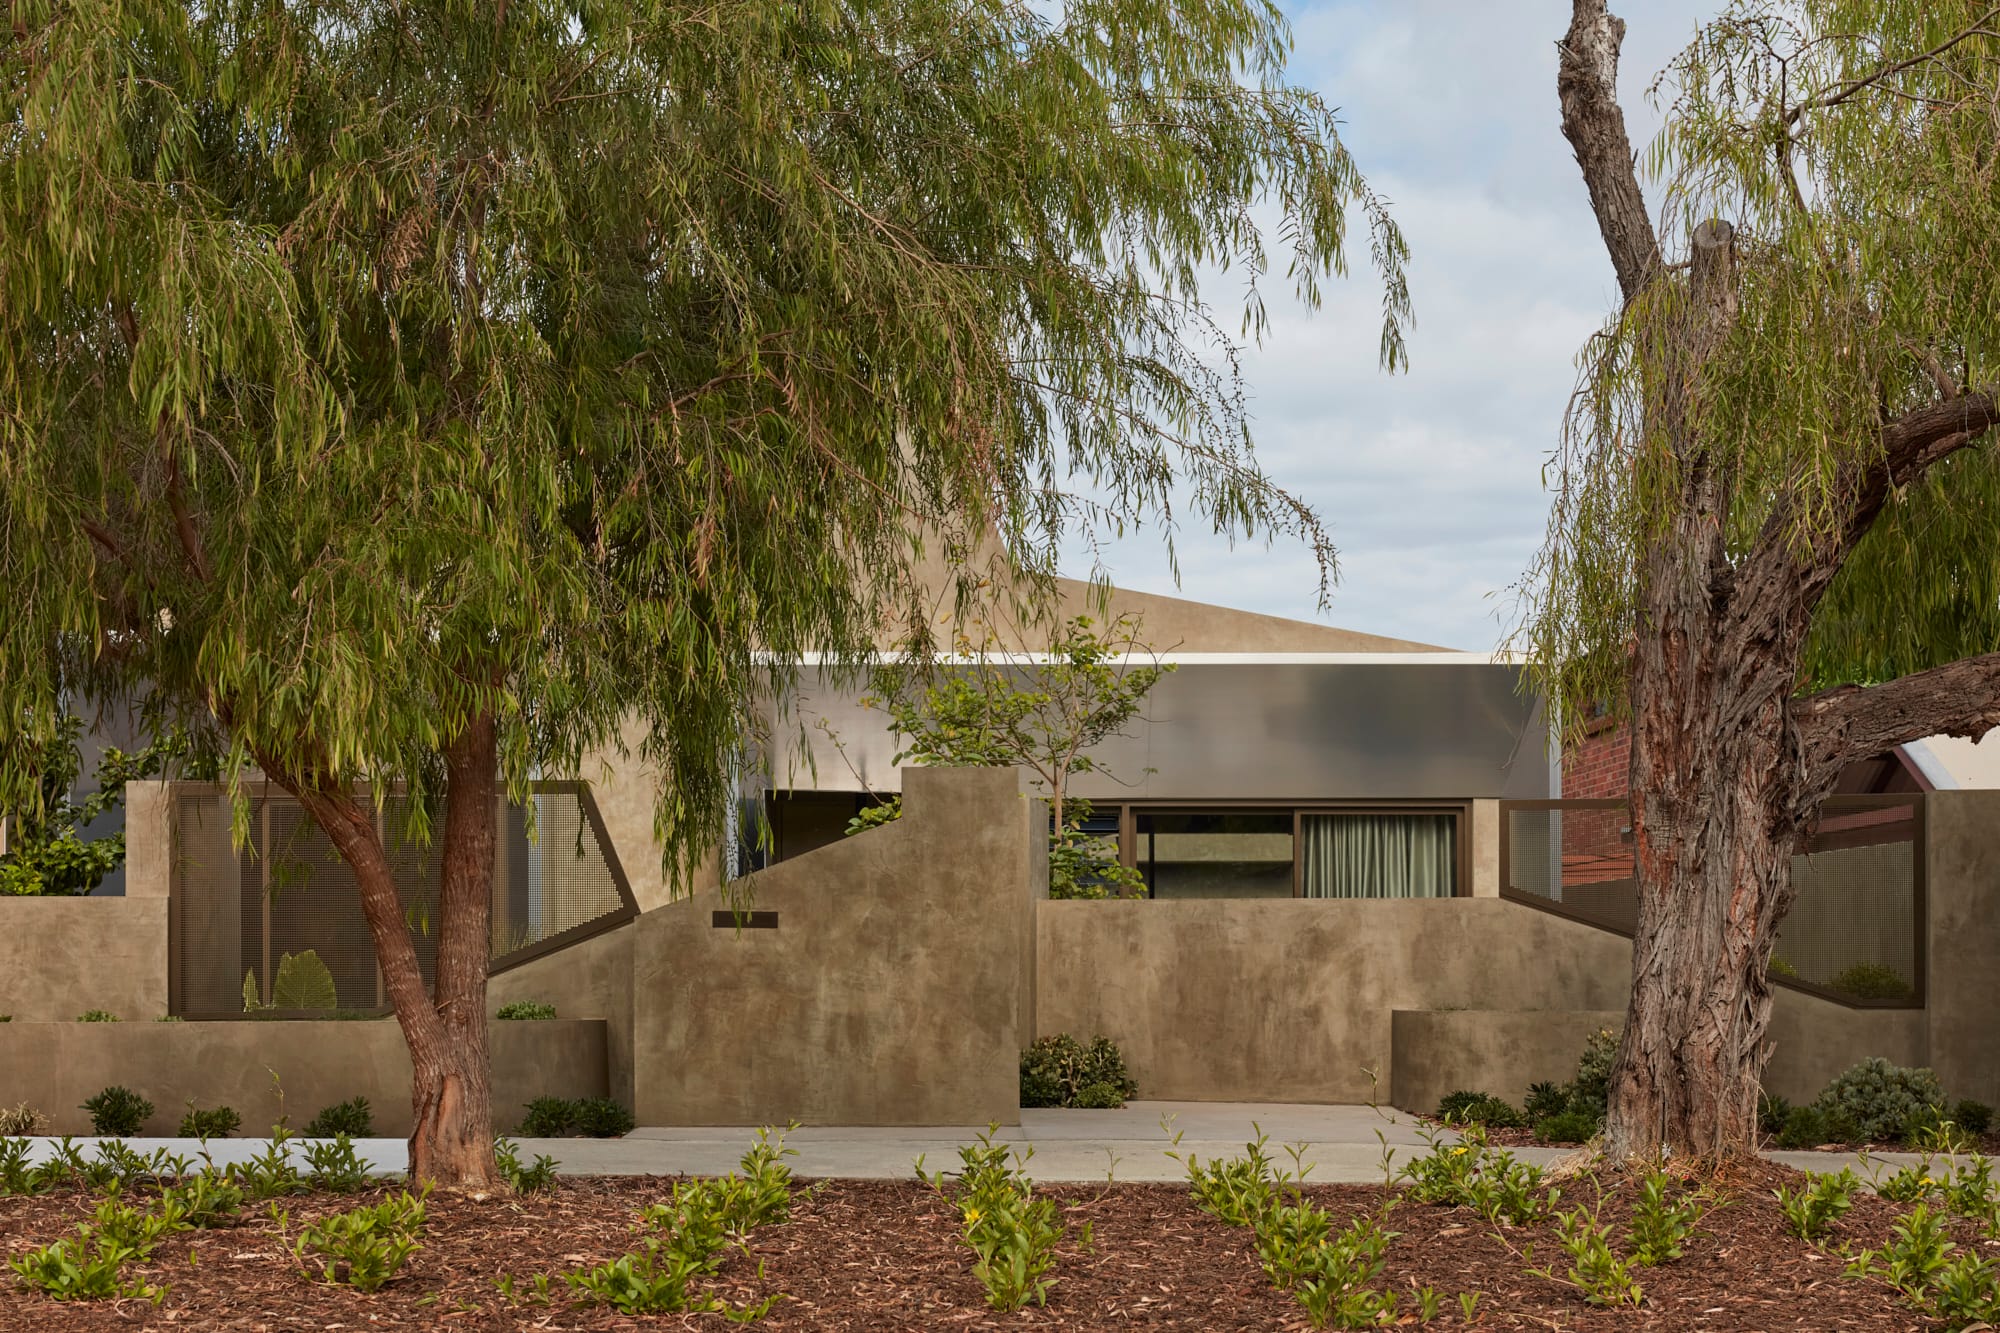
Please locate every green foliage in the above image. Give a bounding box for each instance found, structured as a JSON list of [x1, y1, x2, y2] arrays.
[[1252, 1189, 1402, 1330], [244, 951, 339, 1014], [517, 1097, 577, 1138], [1876, 1158, 1946, 1205], [574, 1098, 636, 1139], [230, 1127, 305, 1200], [1775, 1169, 1857, 1241], [1534, 1108, 1604, 1146], [1568, 1029, 1619, 1115], [865, 616, 1172, 900], [0, 1103, 47, 1136], [1435, 1091, 1524, 1129], [1758, 1093, 1792, 1137], [1957, 1100, 1996, 1137], [843, 799, 904, 838], [290, 1188, 429, 1292], [1019, 1034, 1138, 1109], [1846, 1201, 2000, 1325], [1905, 1106, 1979, 1154], [1625, 1169, 1709, 1266], [177, 1105, 241, 1139], [302, 1136, 373, 1193], [303, 1098, 375, 1140], [7, 1232, 164, 1304], [1175, 1129, 1279, 1227], [496, 1000, 557, 1021], [1814, 1059, 1946, 1144], [1397, 1124, 1556, 1227], [0, 714, 187, 897], [159, 1169, 246, 1228], [496, 1139, 559, 1195], [1829, 963, 1915, 1003], [1524, 1082, 1570, 1122], [922, 1131, 1067, 1312], [1530, 1204, 1644, 1309], [75, 1010, 118, 1023], [81, 1086, 152, 1137], [1776, 1105, 1833, 1150]]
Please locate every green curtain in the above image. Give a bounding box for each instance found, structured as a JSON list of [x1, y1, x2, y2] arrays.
[[1300, 813, 1455, 899]]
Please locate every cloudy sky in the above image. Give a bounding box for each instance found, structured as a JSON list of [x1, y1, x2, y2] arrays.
[[1060, 0, 1716, 651]]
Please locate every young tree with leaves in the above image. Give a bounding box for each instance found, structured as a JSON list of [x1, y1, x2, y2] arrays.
[[1521, 0, 2000, 1158], [1, 0, 1406, 1183], [0, 714, 184, 896]]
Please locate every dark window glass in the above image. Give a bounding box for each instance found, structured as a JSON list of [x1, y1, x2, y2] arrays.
[[1135, 810, 1293, 899]]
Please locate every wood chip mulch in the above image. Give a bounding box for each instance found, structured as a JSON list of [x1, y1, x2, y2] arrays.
[[0, 1158, 1971, 1329]]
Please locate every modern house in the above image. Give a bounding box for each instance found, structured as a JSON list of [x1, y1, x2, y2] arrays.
[[3, 575, 1994, 1135]]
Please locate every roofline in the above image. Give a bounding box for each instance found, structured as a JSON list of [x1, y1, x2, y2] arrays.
[[774, 651, 1520, 667]]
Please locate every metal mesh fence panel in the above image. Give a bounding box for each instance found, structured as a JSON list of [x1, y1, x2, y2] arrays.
[[171, 785, 632, 1017], [1502, 798, 1920, 1005]]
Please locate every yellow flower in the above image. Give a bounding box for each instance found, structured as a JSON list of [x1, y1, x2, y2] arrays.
[[964, 1208, 982, 1224], [1451, 1146, 1468, 1156]]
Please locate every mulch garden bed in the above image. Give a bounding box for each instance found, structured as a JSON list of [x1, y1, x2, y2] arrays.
[[0, 1160, 1971, 1329]]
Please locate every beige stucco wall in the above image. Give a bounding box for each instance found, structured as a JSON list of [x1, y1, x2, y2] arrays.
[[1764, 989, 1929, 1102], [0, 1019, 606, 1137], [489, 924, 636, 1110], [633, 766, 1043, 1126], [1924, 789, 2000, 1107], [0, 897, 169, 1022], [1391, 1009, 1624, 1114], [1037, 898, 1635, 1105]]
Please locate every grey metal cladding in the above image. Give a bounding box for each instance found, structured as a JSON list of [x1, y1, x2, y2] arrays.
[[768, 661, 1552, 802]]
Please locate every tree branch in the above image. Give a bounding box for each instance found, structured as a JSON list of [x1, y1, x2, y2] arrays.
[[1558, 0, 1662, 303], [1792, 650, 2000, 790], [1786, 7, 2000, 124]]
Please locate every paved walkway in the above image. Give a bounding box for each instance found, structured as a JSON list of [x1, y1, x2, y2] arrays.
[[16, 1102, 1956, 1184]]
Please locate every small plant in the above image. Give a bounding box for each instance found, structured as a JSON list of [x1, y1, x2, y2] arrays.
[[1758, 1092, 1792, 1137], [155, 1015, 182, 1022], [160, 1168, 246, 1227], [177, 1103, 242, 1139], [75, 1009, 120, 1023], [231, 1126, 305, 1199], [1846, 1200, 2000, 1324], [8, 1232, 165, 1304], [1171, 1127, 1277, 1226], [1941, 1155, 2000, 1228], [291, 1186, 429, 1291], [1532, 1107, 1603, 1145], [1568, 1028, 1619, 1114], [496, 1138, 559, 1194], [1524, 1081, 1569, 1122], [1530, 1203, 1644, 1308], [1019, 1033, 1138, 1109], [1906, 1110, 1977, 1154], [303, 1135, 372, 1192], [1955, 1099, 1995, 1137], [573, 1097, 636, 1138], [1814, 1058, 1944, 1143], [564, 1165, 784, 1319], [496, 1000, 558, 1020], [1829, 962, 1915, 1002], [1397, 1123, 1555, 1226], [1436, 1091, 1524, 1129], [1775, 1105, 1829, 1149], [517, 1096, 577, 1137], [1288, 1212, 1401, 1329], [1626, 1168, 1707, 1265], [0, 1102, 47, 1136], [922, 1129, 1067, 1312], [81, 1085, 153, 1137], [1775, 1168, 1857, 1240], [1875, 1158, 1944, 1205], [303, 1096, 375, 1139]]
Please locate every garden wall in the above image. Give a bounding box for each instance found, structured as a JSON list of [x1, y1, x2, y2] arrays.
[[632, 766, 1045, 1127], [0, 1018, 607, 1137], [0, 896, 169, 1023]]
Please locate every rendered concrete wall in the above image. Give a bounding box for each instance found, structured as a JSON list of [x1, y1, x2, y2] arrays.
[[1037, 898, 1634, 1105], [0, 1019, 607, 1137], [1924, 790, 2000, 1107], [1764, 989, 1928, 1102], [0, 897, 169, 1022], [489, 924, 636, 1110], [634, 766, 1043, 1126], [1392, 1010, 1624, 1114]]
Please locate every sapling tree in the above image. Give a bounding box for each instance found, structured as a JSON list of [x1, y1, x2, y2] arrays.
[[0, 714, 186, 897], [862, 614, 1171, 897], [2, 0, 1406, 1182], [1521, 0, 2000, 1158]]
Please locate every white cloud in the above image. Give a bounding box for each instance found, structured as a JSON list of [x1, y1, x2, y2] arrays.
[[1059, 0, 1716, 650]]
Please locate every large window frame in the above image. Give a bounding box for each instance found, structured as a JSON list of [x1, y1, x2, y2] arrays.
[[1114, 800, 1472, 900]]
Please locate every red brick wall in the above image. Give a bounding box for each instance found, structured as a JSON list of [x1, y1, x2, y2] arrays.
[[1564, 725, 1630, 799]]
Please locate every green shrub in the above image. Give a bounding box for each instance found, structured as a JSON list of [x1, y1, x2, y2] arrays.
[[154, 1015, 183, 1022], [303, 1097, 375, 1139], [1569, 1028, 1619, 1114], [1777, 1105, 1830, 1149], [1775, 1168, 1857, 1240], [496, 1138, 559, 1194], [1829, 962, 1915, 1002], [1533, 1107, 1603, 1146], [517, 1097, 578, 1137], [159, 1169, 245, 1228], [82, 1086, 152, 1136], [177, 1104, 241, 1139], [1435, 1091, 1523, 1129], [1759, 1093, 1793, 1137], [1019, 1034, 1137, 1109], [1956, 1099, 1995, 1138], [290, 1187, 428, 1291], [76, 1009, 119, 1023], [922, 1131, 1066, 1311], [573, 1098, 635, 1139], [496, 1000, 558, 1020], [0, 1103, 47, 1136], [231, 1127, 306, 1198], [1769, 954, 1799, 978], [304, 1135, 373, 1192], [8, 1231, 165, 1303], [1814, 1058, 1945, 1143], [1524, 1081, 1569, 1122]]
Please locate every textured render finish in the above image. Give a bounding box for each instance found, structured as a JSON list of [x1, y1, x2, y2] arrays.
[[0, 1020, 607, 1137], [0, 897, 168, 1022], [1392, 1010, 1625, 1113], [1469, 800, 1500, 898], [1924, 790, 2000, 1106], [1038, 898, 1635, 1105], [1764, 989, 1928, 1102], [634, 766, 1040, 1126], [490, 924, 637, 1109], [123, 781, 171, 898]]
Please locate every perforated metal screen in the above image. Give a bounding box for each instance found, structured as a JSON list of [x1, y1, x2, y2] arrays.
[[1501, 797, 1922, 1006], [170, 784, 636, 1017]]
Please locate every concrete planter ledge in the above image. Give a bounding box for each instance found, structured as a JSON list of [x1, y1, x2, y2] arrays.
[[0, 1018, 608, 1137]]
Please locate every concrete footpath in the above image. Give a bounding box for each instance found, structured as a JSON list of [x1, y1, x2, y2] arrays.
[[16, 1102, 1953, 1184]]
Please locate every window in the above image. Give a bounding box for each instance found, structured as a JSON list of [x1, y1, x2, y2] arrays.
[[1299, 811, 1456, 899], [1135, 810, 1294, 899]]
